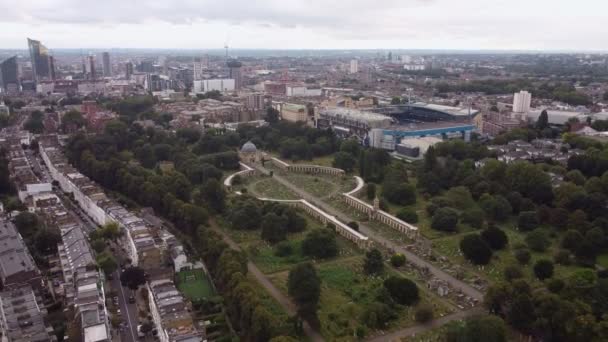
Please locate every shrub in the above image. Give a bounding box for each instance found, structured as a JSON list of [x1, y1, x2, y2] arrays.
[[301, 229, 338, 259], [503, 265, 524, 281], [461, 207, 484, 229], [347, 221, 359, 231], [517, 211, 539, 231], [396, 209, 419, 223], [481, 226, 508, 250], [553, 249, 571, 265], [460, 234, 493, 265], [561, 230, 584, 251], [414, 304, 434, 323], [390, 253, 406, 268], [383, 276, 419, 306], [274, 241, 293, 257], [525, 229, 550, 252], [546, 278, 565, 293], [431, 207, 459, 232], [514, 249, 531, 265], [533, 259, 554, 280]]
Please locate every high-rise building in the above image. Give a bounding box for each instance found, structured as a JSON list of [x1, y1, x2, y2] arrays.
[[102, 52, 111, 77], [513, 90, 532, 114], [27, 38, 51, 83], [0, 56, 19, 92], [349, 59, 359, 74], [125, 61, 134, 80], [86, 55, 96, 80], [48, 55, 56, 80], [227, 59, 242, 90]]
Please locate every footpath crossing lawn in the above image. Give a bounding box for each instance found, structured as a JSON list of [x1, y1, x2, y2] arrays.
[[177, 270, 215, 301]]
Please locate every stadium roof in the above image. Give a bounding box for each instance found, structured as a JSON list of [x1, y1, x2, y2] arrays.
[[410, 102, 480, 117]]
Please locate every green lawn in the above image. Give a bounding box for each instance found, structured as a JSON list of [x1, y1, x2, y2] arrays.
[[247, 177, 299, 200], [281, 173, 355, 199], [598, 253, 608, 269], [177, 270, 215, 301]]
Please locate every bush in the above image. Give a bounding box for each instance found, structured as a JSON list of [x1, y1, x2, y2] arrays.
[[517, 211, 539, 231], [274, 241, 293, 257], [414, 304, 434, 323], [301, 229, 338, 259], [514, 248, 531, 265], [480, 226, 508, 250], [390, 253, 406, 268], [396, 209, 419, 223], [546, 278, 565, 293], [460, 207, 484, 229], [561, 230, 584, 251], [525, 229, 550, 252], [347, 221, 359, 231], [460, 234, 493, 265], [383, 276, 419, 306], [533, 259, 554, 280], [553, 249, 571, 265], [431, 207, 459, 232], [503, 265, 524, 281]]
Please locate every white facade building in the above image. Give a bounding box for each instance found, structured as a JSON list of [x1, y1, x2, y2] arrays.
[[193, 79, 235, 93], [513, 90, 532, 114], [349, 59, 359, 74], [285, 86, 322, 97]]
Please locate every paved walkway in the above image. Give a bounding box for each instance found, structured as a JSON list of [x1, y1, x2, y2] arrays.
[[367, 307, 484, 342], [253, 164, 484, 302], [209, 220, 325, 342]]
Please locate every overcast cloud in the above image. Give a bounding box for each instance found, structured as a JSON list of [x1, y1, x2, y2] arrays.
[[0, 0, 605, 50]]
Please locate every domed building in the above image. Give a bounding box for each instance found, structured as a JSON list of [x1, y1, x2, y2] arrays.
[[239, 141, 259, 163]]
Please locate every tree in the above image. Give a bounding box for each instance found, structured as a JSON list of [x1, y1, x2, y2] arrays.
[[534, 259, 554, 280], [461, 207, 484, 229], [446, 315, 508, 342], [479, 194, 512, 221], [505, 162, 553, 203], [480, 226, 508, 250], [382, 182, 416, 205], [514, 248, 531, 265], [199, 179, 226, 212], [517, 211, 539, 231], [503, 264, 524, 281], [383, 276, 419, 306], [362, 302, 396, 329], [508, 294, 535, 331], [366, 183, 376, 200], [288, 263, 321, 320], [431, 207, 459, 232], [266, 107, 279, 124], [391, 96, 402, 105], [525, 229, 550, 252], [96, 252, 118, 274], [332, 152, 356, 172], [536, 109, 549, 130], [91, 239, 107, 254], [301, 229, 338, 259], [33, 228, 61, 255], [561, 229, 584, 251], [415, 304, 434, 323], [260, 213, 287, 244], [61, 110, 86, 132], [340, 139, 361, 157], [460, 234, 493, 265], [363, 248, 384, 275], [120, 266, 146, 290], [396, 208, 419, 223], [274, 241, 293, 257], [390, 253, 406, 267]]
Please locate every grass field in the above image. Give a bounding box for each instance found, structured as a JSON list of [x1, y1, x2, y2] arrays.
[[177, 270, 215, 301], [248, 177, 299, 200]]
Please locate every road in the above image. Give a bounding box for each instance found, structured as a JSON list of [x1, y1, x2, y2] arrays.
[[367, 307, 484, 342], [254, 165, 484, 303], [31, 149, 139, 341], [209, 220, 325, 342]]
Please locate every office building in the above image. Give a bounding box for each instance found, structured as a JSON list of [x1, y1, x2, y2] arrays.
[[86, 55, 96, 80], [48, 56, 56, 80], [102, 52, 111, 77], [192, 79, 235, 93], [513, 90, 532, 115], [27, 38, 51, 83], [349, 59, 359, 74], [125, 62, 134, 80], [227, 59, 242, 90], [0, 56, 19, 92]]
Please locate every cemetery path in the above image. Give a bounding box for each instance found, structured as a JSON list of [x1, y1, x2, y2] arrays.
[[209, 219, 325, 342], [254, 164, 485, 303]]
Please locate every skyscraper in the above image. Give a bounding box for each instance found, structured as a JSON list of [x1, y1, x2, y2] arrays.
[[513, 90, 532, 114], [86, 55, 96, 80], [125, 62, 134, 80], [227, 59, 242, 90], [27, 38, 51, 83], [0, 56, 19, 92], [349, 59, 359, 74], [102, 52, 112, 77], [48, 55, 56, 80]]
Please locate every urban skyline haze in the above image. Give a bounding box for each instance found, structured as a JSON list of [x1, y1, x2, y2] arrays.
[[0, 0, 606, 51]]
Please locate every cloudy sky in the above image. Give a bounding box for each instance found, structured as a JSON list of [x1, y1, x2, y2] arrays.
[[0, 0, 605, 51]]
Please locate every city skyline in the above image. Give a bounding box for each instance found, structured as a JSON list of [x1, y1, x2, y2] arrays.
[[0, 0, 606, 51]]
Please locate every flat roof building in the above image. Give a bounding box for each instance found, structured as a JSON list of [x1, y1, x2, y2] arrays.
[[0, 286, 53, 342]]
